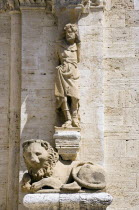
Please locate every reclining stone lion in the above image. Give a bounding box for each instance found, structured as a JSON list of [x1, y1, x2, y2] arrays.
[[21, 139, 106, 192]]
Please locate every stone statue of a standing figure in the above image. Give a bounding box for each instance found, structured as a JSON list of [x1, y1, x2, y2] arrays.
[[55, 24, 81, 128]]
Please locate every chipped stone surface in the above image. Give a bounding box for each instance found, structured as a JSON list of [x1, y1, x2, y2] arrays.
[[23, 193, 113, 210]]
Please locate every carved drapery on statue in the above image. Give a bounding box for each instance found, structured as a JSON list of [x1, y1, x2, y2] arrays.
[[55, 24, 81, 128]]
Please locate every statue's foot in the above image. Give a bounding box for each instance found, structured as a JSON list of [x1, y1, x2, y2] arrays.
[[60, 181, 81, 191], [62, 120, 72, 128], [72, 118, 80, 127]]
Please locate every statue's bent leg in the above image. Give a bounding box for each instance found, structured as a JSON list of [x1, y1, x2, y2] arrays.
[[71, 97, 80, 127]]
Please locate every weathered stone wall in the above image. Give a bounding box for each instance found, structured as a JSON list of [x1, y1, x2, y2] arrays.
[[0, 1, 139, 209], [0, 12, 10, 210], [19, 9, 104, 209], [104, 0, 139, 209], [19, 10, 57, 210], [78, 11, 104, 163]]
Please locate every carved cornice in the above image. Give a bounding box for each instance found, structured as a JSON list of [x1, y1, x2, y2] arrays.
[[0, 0, 20, 11], [20, 0, 52, 11], [0, 0, 52, 11], [0, 0, 9, 11], [0, 0, 19, 11], [0, 0, 105, 12]]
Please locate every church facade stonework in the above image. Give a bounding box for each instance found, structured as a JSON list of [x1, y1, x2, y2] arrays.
[[0, 0, 139, 210]]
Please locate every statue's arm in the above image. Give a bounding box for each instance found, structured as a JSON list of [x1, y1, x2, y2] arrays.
[[77, 43, 81, 63]]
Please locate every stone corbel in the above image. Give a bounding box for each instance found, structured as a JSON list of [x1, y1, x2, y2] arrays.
[[53, 0, 84, 32], [53, 0, 105, 34]]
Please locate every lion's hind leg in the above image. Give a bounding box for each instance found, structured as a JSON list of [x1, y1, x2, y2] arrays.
[[60, 181, 81, 191]]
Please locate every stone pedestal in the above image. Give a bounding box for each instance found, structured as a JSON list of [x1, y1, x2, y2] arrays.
[[23, 192, 113, 210], [53, 127, 81, 160]]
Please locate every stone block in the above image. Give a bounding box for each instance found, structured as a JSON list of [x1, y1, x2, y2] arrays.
[[125, 10, 139, 27], [132, 27, 139, 47], [106, 172, 137, 193], [80, 141, 104, 163], [105, 125, 139, 141], [104, 27, 132, 44], [126, 140, 138, 158], [79, 26, 103, 42], [104, 9, 125, 28], [107, 0, 134, 10], [104, 42, 135, 58], [79, 11, 103, 26], [54, 127, 81, 160], [134, 0, 139, 10], [105, 139, 126, 158]]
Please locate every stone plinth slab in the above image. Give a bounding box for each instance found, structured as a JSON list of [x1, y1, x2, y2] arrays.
[[53, 127, 81, 160], [23, 192, 113, 210]]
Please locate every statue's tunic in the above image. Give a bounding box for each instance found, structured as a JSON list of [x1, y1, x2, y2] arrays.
[[55, 41, 80, 109]]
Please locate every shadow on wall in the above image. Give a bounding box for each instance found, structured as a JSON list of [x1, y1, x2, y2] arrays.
[[20, 13, 58, 172]]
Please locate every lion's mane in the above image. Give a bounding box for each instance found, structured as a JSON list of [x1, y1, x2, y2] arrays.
[[22, 139, 59, 182]]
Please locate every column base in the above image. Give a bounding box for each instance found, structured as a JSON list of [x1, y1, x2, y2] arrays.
[[23, 192, 113, 210]]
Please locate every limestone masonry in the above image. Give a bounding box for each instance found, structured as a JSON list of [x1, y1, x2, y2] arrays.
[[0, 0, 139, 210]]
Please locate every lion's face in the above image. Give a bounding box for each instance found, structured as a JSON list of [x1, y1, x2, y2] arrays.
[[23, 142, 49, 169], [23, 140, 59, 181]]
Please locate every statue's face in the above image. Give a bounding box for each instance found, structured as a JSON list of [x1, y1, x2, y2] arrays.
[[23, 142, 49, 169], [66, 28, 76, 43]]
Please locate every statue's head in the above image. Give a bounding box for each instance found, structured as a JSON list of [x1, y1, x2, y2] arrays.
[[64, 23, 81, 44], [22, 139, 59, 181]]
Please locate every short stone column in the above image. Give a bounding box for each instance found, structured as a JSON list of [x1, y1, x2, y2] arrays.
[[7, 10, 21, 210]]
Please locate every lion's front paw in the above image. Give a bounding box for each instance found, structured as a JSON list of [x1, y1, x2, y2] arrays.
[[22, 183, 31, 192], [31, 181, 43, 192]]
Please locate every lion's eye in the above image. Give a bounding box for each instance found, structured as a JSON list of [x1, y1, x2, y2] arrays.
[[36, 152, 41, 156]]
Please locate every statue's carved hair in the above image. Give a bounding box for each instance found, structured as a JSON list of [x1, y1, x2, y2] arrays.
[[64, 23, 81, 44]]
